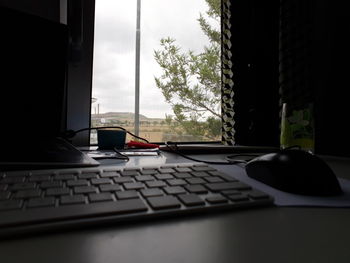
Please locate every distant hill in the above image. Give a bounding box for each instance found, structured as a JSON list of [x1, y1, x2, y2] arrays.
[[91, 112, 164, 122]]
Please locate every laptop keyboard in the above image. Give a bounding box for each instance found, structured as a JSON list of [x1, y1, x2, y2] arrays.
[[0, 163, 273, 237]]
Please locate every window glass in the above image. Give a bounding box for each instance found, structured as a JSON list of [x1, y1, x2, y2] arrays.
[[92, 0, 221, 143]]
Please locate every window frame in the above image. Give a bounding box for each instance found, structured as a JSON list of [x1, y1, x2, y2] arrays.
[[66, 0, 95, 146]]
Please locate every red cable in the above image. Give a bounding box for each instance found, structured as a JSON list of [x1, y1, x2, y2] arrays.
[[126, 140, 159, 149]]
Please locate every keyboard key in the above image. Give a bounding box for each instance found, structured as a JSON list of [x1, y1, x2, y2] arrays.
[[74, 186, 97, 194], [10, 182, 36, 191], [163, 186, 186, 195], [120, 171, 139, 177], [99, 184, 122, 192], [175, 167, 192, 173], [178, 194, 205, 206], [191, 171, 209, 178], [116, 190, 139, 200], [154, 174, 174, 180], [78, 173, 98, 179], [140, 188, 163, 198], [3, 171, 28, 177], [61, 195, 86, 205], [28, 175, 51, 182], [140, 169, 158, 175], [177, 164, 194, 168], [66, 179, 89, 187], [103, 167, 122, 172], [219, 175, 238, 182], [193, 163, 208, 167], [91, 178, 112, 185], [186, 178, 206, 185], [167, 179, 187, 186], [54, 174, 75, 181], [222, 190, 241, 196], [46, 188, 70, 196], [89, 193, 114, 202], [147, 196, 181, 210], [205, 182, 252, 192], [114, 177, 134, 184], [173, 172, 192, 179], [123, 182, 144, 190], [185, 185, 208, 194], [13, 189, 41, 199], [142, 167, 158, 170], [206, 195, 228, 204], [228, 194, 249, 202], [145, 180, 167, 188], [123, 168, 141, 172], [100, 171, 119, 178], [27, 197, 56, 208], [209, 171, 237, 182], [81, 169, 100, 174], [158, 168, 176, 174], [0, 176, 25, 184], [41, 181, 62, 189], [204, 177, 224, 183], [135, 175, 154, 182], [0, 200, 22, 211]]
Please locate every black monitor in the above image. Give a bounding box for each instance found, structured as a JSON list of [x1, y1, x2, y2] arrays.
[[0, 6, 68, 148]]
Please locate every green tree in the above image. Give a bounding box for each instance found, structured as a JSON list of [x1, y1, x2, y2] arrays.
[[154, 0, 221, 140]]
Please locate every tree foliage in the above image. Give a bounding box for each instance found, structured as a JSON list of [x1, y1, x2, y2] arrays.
[[154, 0, 221, 140]]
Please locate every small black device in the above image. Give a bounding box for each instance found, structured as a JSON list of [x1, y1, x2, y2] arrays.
[[245, 149, 343, 196]]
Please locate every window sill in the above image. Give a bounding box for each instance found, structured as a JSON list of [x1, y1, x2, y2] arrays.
[[159, 143, 279, 155]]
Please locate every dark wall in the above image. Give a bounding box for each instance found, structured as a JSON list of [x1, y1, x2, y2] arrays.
[[312, 1, 350, 156], [0, 0, 60, 22]]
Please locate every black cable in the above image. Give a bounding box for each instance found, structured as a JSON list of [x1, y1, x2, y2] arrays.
[[164, 141, 247, 165], [113, 147, 130, 161], [225, 153, 260, 163], [63, 126, 149, 143]]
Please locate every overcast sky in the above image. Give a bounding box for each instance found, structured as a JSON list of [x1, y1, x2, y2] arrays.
[[92, 0, 214, 118]]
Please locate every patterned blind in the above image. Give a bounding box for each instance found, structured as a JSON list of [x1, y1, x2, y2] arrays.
[[221, 0, 280, 146], [221, 0, 235, 145]]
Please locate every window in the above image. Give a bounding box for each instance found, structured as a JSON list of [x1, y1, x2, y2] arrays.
[[91, 0, 222, 143], [66, 0, 281, 148]]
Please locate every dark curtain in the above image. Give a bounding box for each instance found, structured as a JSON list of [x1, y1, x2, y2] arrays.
[[279, 0, 350, 156], [229, 0, 280, 147], [229, 0, 350, 156]]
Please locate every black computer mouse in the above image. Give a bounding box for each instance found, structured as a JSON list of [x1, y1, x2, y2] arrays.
[[245, 149, 343, 196]]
